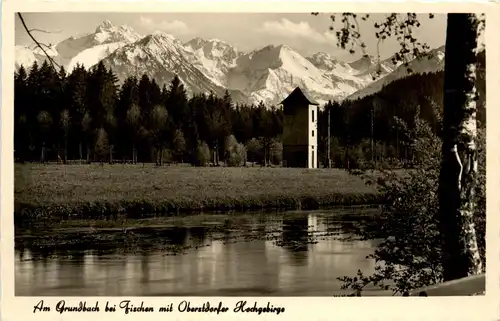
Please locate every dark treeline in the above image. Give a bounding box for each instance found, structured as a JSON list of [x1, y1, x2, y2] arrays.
[[14, 61, 283, 166], [15, 50, 485, 169], [317, 51, 486, 169]]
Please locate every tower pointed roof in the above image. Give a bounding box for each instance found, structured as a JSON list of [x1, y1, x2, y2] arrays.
[[280, 87, 319, 106]]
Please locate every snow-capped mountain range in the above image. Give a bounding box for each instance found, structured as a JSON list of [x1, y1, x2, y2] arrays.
[[15, 20, 445, 106]]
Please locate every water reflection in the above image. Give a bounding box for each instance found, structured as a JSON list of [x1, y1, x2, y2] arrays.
[[281, 216, 310, 264], [15, 209, 383, 296]]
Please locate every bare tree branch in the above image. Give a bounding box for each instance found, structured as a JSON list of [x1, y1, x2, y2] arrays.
[[29, 43, 53, 51], [17, 13, 60, 71], [28, 28, 61, 34], [312, 13, 438, 79]]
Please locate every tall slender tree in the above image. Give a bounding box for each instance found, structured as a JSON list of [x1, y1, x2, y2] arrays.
[[14, 66, 29, 162], [81, 112, 93, 163], [149, 105, 169, 166], [314, 12, 485, 281], [60, 109, 71, 163], [126, 104, 141, 163], [65, 64, 89, 162], [438, 14, 483, 279], [117, 76, 140, 162], [37, 110, 52, 163]]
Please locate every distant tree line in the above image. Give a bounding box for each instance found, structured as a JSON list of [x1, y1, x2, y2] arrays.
[[317, 50, 486, 169], [14, 50, 485, 169], [14, 61, 283, 166]]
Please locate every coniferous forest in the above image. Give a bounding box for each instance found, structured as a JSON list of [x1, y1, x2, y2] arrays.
[[15, 60, 283, 166], [14, 50, 485, 169]]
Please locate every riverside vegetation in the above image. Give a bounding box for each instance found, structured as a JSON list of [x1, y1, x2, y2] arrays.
[[337, 119, 486, 296], [15, 165, 381, 225]]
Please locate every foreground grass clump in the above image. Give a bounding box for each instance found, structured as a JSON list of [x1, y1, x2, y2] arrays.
[[15, 164, 380, 224]]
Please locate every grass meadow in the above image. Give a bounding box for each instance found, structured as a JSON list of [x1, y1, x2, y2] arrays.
[[14, 163, 381, 224]]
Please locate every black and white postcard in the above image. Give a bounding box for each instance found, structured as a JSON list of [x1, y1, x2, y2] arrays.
[[2, 1, 499, 321]]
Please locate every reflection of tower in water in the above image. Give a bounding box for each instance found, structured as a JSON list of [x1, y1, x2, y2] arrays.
[[187, 226, 207, 247], [281, 215, 310, 264], [163, 227, 189, 246]]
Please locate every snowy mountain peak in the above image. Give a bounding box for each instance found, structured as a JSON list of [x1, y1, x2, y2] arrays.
[[345, 46, 446, 101], [258, 44, 309, 64], [186, 37, 231, 47], [94, 20, 136, 36], [98, 30, 250, 104], [147, 31, 180, 44], [14, 19, 446, 107], [93, 22, 141, 45], [184, 37, 204, 49], [257, 44, 290, 55], [95, 20, 114, 33], [226, 43, 365, 106], [33, 45, 58, 57], [207, 38, 231, 47], [309, 51, 337, 62], [349, 54, 377, 72], [102, 20, 113, 28], [186, 37, 239, 59], [15, 46, 37, 70], [183, 37, 241, 87], [429, 45, 445, 61], [277, 44, 291, 51], [307, 52, 341, 70], [53, 21, 142, 72]]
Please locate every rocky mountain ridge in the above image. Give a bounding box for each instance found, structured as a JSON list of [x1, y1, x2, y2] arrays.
[[15, 20, 445, 106]]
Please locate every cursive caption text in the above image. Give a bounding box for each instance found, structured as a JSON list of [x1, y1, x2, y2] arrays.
[[33, 300, 286, 315]]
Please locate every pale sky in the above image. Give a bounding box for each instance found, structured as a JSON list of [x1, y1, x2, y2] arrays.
[[15, 13, 448, 61]]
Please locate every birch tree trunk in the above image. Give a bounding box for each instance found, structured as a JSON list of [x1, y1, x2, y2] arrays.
[[438, 13, 483, 282]]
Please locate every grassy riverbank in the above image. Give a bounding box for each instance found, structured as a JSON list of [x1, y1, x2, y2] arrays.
[[15, 164, 381, 224]]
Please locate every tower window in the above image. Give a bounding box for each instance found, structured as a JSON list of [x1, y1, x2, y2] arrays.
[[312, 110, 315, 122], [312, 130, 314, 137]]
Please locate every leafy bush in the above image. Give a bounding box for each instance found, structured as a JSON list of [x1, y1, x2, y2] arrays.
[[245, 138, 264, 163], [269, 139, 283, 165], [195, 141, 211, 167], [173, 130, 187, 162], [339, 117, 486, 295], [224, 135, 246, 167], [94, 128, 109, 162]]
